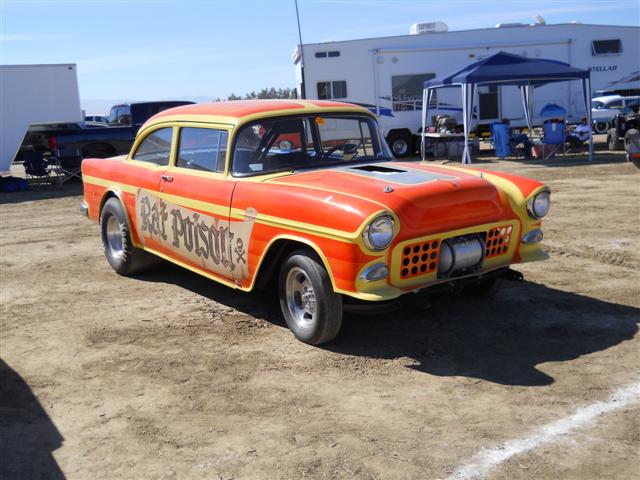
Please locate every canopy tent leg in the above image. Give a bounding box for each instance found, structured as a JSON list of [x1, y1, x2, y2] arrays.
[[461, 84, 474, 165], [583, 78, 593, 162], [422, 88, 430, 161]]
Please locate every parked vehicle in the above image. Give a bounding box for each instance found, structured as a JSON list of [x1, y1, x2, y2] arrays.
[[24, 101, 194, 159], [293, 21, 640, 156], [607, 109, 640, 152], [84, 115, 109, 123], [81, 100, 551, 344], [591, 95, 640, 133], [1, 63, 82, 175]]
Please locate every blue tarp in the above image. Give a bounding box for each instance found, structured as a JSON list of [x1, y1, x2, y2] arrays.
[[424, 51, 589, 88]]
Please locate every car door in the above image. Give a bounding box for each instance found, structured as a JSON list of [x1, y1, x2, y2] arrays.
[[157, 124, 241, 284], [125, 126, 174, 247]]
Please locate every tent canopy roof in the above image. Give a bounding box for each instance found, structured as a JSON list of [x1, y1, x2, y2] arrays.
[[424, 51, 589, 88]]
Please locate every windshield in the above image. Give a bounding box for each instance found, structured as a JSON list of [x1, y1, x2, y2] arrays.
[[231, 114, 393, 176]]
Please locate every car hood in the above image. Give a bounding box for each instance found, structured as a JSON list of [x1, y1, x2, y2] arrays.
[[268, 162, 514, 234]]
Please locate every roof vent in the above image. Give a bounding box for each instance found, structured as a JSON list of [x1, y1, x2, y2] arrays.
[[410, 22, 448, 35], [495, 22, 528, 28]]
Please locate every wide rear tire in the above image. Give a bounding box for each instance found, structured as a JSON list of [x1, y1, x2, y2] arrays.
[[278, 250, 343, 345], [100, 198, 155, 275]]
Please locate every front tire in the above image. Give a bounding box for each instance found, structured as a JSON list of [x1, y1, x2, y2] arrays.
[[279, 250, 343, 345], [100, 198, 154, 275]]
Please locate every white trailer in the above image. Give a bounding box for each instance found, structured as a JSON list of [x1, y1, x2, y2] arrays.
[[293, 22, 640, 156], [0, 64, 82, 174]]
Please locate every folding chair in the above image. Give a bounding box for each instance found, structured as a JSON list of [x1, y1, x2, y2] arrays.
[[490, 122, 512, 159], [22, 151, 61, 189], [541, 120, 566, 160], [54, 148, 83, 183]]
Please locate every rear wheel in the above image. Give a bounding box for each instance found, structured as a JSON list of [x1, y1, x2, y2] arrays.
[[100, 198, 155, 275], [387, 133, 414, 158], [593, 121, 610, 134], [278, 250, 343, 345]]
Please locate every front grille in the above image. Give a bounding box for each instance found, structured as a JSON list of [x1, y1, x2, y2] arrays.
[[485, 225, 513, 258], [400, 239, 441, 279]]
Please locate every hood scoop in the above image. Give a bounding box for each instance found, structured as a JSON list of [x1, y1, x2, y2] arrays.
[[342, 163, 456, 185]]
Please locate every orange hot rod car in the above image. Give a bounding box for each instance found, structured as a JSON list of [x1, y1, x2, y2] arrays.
[[81, 100, 550, 344]]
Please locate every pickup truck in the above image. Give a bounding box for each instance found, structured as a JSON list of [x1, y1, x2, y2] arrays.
[[23, 101, 194, 159]]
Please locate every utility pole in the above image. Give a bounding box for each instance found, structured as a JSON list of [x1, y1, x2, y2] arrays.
[[294, 0, 306, 99]]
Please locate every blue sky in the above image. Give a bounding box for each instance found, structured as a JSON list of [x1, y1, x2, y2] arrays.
[[1, 0, 638, 113]]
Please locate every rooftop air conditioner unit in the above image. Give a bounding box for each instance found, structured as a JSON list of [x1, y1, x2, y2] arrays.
[[410, 22, 448, 35]]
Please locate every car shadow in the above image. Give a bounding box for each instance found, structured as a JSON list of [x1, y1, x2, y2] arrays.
[[0, 180, 83, 205], [135, 264, 638, 387], [0, 359, 65, 479]]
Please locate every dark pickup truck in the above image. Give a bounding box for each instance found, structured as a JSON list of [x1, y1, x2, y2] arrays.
[[23, 101, 194, 159]]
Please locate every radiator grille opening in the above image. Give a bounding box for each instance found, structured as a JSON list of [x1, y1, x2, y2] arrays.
[[400, 239, 441, 279], [485, 225, 512, 258]]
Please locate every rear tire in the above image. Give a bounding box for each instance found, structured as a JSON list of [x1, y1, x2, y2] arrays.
[[388, 133, 414, 158], [593, 121, 610, 134], [100, 198, 155, 275], [278, 249, 343, 345]]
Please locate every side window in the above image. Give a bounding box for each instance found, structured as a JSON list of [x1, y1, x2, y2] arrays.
[[592, 39, 622, 56], [391, 73, 436, 111], [607, 100, 623, 109], [316, 81, 347, 99], [176, 127, 229, 173], [132, 127, 173, 166]]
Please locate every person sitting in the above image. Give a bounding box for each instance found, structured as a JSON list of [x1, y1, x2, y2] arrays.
[[565, 117, 590, 150], [501, 119, 532, 158]]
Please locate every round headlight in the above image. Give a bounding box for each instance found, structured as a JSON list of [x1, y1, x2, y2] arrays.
[[527, 190, 550, 219], [363, 215, 394, 250]]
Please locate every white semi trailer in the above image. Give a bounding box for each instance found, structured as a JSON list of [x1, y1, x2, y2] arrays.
[[0, 64, 82, 174], [293, 21, 640, 156]]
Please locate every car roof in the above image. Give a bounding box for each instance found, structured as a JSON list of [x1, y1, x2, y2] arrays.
[[144, 99, 372, 128]]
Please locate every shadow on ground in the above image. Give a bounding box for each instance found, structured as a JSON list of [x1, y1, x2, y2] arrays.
[[136, 264, 639, 387], [0, 359, 65, 479], [0, 180, 83, 205]]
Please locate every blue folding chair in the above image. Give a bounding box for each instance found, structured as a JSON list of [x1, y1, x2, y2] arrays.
[[490, 122, 511, 159], [22, 151, 60, 188], [541, 120, 566, 160]]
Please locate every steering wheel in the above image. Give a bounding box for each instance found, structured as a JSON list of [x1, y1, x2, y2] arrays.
[[323, 142, 359, 161]]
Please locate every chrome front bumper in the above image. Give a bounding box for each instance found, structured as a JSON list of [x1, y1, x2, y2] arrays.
[[80, 200, 89, 217]]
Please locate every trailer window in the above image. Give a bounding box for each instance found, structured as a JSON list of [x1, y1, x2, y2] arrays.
[[317, 81, 347, 99], [592, 39, 622, 56], [392, 73, 435, 111]]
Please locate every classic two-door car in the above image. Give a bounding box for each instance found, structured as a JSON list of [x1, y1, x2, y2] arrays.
[[81, 100, 550, 344]]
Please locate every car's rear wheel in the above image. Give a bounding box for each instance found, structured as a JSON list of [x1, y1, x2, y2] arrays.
[[279, 250, 343, 345], [100, 198, 155, 275], [388, 133, 414, 158], [593, 121, 610, 134]]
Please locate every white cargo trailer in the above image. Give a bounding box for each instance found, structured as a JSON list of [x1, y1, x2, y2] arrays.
[[293, 22, 640, 156], [0, 64, 82, 174]]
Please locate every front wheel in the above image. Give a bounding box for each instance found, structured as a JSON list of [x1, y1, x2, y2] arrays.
[[279, 250, 343, 345]]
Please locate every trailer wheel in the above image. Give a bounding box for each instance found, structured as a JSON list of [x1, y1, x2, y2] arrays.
[[593, 121, 610, 134], [387, 134, 414, 158]]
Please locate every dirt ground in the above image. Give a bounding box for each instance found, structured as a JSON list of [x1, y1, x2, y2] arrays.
[[1, 151, 639, 480]]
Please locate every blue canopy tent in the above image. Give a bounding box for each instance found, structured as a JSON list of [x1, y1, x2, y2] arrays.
[[422, 51, 592, 164]]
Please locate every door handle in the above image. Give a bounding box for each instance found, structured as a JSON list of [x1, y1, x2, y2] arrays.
[[161, 175, 174, 182]]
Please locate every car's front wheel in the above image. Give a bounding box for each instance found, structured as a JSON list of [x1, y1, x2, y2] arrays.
[[100, 197, 155, 275], [279, 250, 343, 345], [593, 121, 610, 134]]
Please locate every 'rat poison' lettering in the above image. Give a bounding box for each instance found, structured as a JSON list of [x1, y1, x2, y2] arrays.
[[136, 189, 255, 280]]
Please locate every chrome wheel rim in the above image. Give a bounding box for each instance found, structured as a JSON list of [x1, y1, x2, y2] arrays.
[[392, 139, 408, 155], [285, 267, 316, 329], [105, 215, 123, 258]]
